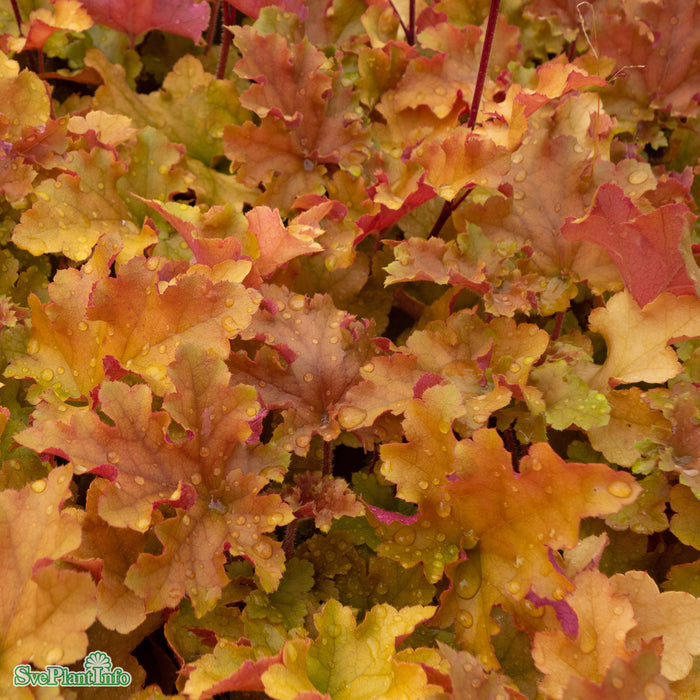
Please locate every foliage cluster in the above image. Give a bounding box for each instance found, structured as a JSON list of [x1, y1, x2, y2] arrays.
[[2, 0, 700, 697]]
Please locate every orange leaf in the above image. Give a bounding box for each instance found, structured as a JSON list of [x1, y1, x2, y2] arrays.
[[611, 570, 700, 681], [0, 466, 97, 683], [228, 286, 377, 454], [533, 570, 636, 699], [588, 291, 700, 389], [79, 0, 210, 44], [17, 345, 293, 613]]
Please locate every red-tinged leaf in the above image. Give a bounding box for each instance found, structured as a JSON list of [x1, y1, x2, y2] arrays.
[[71, 479, 148, 634], [533, 569, 636, 699], [283, 471, 364, 532], [233, 26, 331, 126], [355, 172, 436, 238], [383, 234, 490, 294], [7, 243, 260, 398], [183, 639, 283, 698], [261, 601, 439, 700], [436, 642, 527, 700], [562, 641, 671, 700], [88, 257, 261, 395], [79, 0, 210, 44], [413, 129, 511, 201], [0, 465, 97, 683], [11, 148, 143, 262], [246, 205, 325, 278], [611, 570, 700, 682], [17, 345, 292, 611], [139, 198, 250, 268], [562, 183, 697, 307], [20, 0, 93, 52], [125, 479, 291, 613], [228, 286, 377, 454], [225, 0, 307, 20], [377, 411, 640, 665]]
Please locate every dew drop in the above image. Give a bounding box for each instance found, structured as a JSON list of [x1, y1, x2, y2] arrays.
[[31, 479, 47, 493], [436, 501, 452, 518], [303, 373, 314, 382], [508, 581, 521, 595], [183, 514, 191, 526], [627, 170, 648, 185], [455, 565, 480, 599], [418, 480, 429, 490], [393, 526, 416, 546], [199, 447, 210, 458], [457, 610, 474, 628], [361, 362, 374, 373], [40, 368, 54, 382], [338, 405, 367, 430], [222, 316, 238, 333], [191, 473, 202, 485], [107, 451, 119, 463], [288, 294, 306, 311], [612, 677, 624, 689], [27, 339, 40, 354], [134, 476, 145, 486], [253, 540, 273, 559], [607, 480, 632, 498], [136, 517, 150, 530], [579, 630, 596, 654], [643, 682, 666, 700], [77, 321, 88, 331], [296, 435, 310, 448], [45, 647, 64, 664], [236, 515, 246, 525]]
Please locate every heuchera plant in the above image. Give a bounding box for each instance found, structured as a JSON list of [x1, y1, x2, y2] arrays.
[[2, 0, 700, 697]]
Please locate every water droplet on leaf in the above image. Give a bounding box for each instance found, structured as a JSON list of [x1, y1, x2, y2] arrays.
[[607, 480, 633, 498], [393, 526, 416, 546], [31, 479, 47, 493]]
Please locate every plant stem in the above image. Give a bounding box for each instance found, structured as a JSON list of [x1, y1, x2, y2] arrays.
[[322, 440, 332, 477], [10, 0, 23, 35], [283, 519, 298, 557], [205, 0, 221, 55], [427, 185, 473, 238], [467, 0, 502, 130], [216, 2, 235, 79], [387, 0, 415, 46]]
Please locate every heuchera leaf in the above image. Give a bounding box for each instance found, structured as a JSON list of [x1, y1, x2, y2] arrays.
[[228, 286, 377, 454], [7, 238, 261, 398], [19, 0, 94, 53], [562, 641, 671, 700], [436, 642, 527, 700], [375, 392, 640, 665], [284, 471, 364, 532], [562, 182, 697, 307], [610, 569, 700, 682], [224, 26, 368, 210], [182, 639, 282, 699], [0, 465, 97, 683], [532, 569, 636, 699], [588, 291, 700, 389], [11, 148, 142, 262], [261, 600, 439, 700], [79, 0, 210, 45], [17, 345, 293, 613], [71, 478, 148, 634]]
